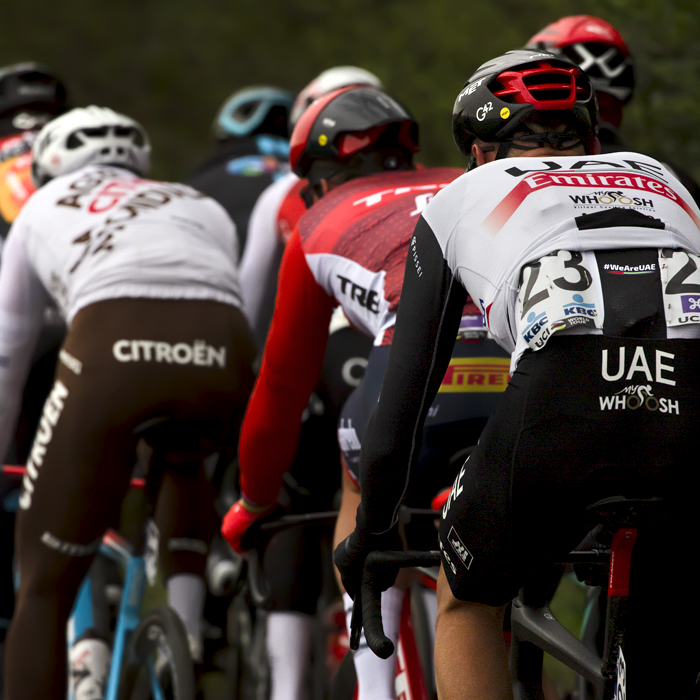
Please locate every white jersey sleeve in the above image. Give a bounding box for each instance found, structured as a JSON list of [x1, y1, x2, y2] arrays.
[[0, 230, 49, 460], [239, 172, 298, 344]]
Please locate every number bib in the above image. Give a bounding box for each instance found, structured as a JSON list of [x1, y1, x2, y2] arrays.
[[660, 249, 700, 327], [517, 250, 600, 351]]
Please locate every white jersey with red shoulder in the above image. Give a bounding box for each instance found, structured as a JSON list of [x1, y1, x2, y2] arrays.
[[422, 152, 700, 366], [298, 166, 467, 344], [11, 164, 242, 323]]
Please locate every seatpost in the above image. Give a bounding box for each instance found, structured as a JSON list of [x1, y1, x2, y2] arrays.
[[601, 527, 637, 679]]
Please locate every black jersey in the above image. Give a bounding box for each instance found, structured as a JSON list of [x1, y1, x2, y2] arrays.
[[186, 135, 291, 254]]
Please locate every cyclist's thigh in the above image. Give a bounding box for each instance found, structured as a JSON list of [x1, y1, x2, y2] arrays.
[[17, 298, 255, 586]]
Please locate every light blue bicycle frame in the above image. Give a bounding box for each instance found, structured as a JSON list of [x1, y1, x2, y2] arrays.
[[68, 529, 163, 700]]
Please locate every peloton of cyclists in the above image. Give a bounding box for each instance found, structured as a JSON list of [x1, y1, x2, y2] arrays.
[[0, 106, 255, 700], [334, 49, 700, 700], [222, 84, 511, 700]]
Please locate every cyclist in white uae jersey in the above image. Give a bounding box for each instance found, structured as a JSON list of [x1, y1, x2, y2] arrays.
[[0, 106, 255, 700], [335, 51, 700, 700]]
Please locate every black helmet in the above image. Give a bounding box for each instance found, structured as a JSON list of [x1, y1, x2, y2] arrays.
[[0, 62, 68, 122], [453, 49, 598, 164], [289, 85, 419, 180]]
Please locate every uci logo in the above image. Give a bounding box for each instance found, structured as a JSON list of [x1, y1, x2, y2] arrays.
[[476, 102, 493, 122]]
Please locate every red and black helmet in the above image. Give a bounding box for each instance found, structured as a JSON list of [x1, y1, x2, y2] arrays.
[[289, 86, 419, 179], [526, 16, 635, 105], [452, 49, 598, 159]]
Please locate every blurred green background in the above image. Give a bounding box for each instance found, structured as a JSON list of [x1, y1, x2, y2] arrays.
[[1, 0, 698, 181]]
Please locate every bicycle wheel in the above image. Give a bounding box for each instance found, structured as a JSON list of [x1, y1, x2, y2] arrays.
[[118, 606, 196, 700]]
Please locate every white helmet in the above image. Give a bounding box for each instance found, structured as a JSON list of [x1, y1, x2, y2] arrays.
[[31, 105, 151, 187], [289, 66, 383, 129]]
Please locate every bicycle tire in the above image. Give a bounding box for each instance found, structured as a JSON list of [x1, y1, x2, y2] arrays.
[[117, 606, 196, 700]]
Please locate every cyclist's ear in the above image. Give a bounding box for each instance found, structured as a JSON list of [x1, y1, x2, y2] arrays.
[[471, 142, 495, 167]]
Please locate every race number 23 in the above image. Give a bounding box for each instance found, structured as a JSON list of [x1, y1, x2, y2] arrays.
[[520, 251, 592, 319]]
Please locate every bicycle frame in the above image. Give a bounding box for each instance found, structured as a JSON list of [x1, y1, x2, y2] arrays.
[[511, 497, 657, 700], [68, 528, 152, 700]]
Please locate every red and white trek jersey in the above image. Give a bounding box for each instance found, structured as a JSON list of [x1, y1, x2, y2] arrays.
[[423, 152, 700, 369], [238, 167, 465, 506], [0, 164, 243, 454]]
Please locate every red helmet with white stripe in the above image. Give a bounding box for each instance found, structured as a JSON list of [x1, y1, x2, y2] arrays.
[[526, 16, 635, 106]]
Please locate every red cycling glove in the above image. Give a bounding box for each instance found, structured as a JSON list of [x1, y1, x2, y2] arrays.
[[221, 499, 271, 553]]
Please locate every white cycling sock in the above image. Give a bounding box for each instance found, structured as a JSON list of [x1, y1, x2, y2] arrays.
[[167, 573, 206, 662], [266, 611, 313, 700], [344, 587, 403, 700]]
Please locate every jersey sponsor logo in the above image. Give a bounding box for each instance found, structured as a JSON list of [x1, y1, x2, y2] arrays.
[[20, 380, 69, 510], [448, 527, 474, 570], [112, 339, 227, 368], [439, 357, 510, 392], [66, 177, 207, 274], [603, 263, 656, 275], [225, 155, 282, 177], [562, 295, 597, 318], [59, 349, 83, 375], [598, 384, 680, 414], [439, 539, 458, 575], [569, 191, 654, 210], [485, 166, 699, 236], [337, 275, 380, 313], [57, 168, 145, 210], [681, 294, 700, 312], [442, 461, 467, 519], [599, 348, 679, 414], [601, 346, 676, 385], [352, 183, 451, 210]]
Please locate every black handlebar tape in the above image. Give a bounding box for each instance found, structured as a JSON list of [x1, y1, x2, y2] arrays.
[[361, 569, 395, 659], [350, 550, 441, 659]]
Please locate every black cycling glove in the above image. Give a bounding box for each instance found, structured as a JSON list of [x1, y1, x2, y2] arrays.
[[333, 505, 402, 600]]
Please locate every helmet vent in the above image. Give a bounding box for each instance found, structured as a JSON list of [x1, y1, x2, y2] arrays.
[[82, 127, 108, 138], [66, 133, 83, 149], [494, 64, 588, 110]]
